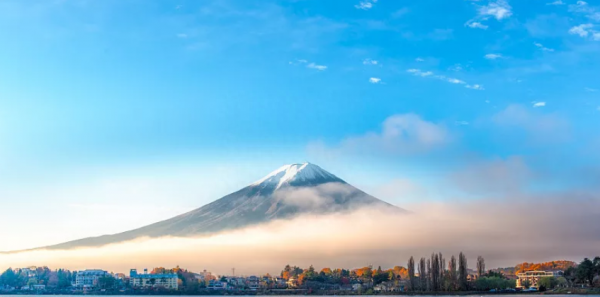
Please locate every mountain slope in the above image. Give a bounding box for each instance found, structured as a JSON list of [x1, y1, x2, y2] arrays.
[[14, 163, 404, 252]]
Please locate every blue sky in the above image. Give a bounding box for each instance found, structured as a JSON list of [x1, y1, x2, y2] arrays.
[[1, 0, 600, 251]]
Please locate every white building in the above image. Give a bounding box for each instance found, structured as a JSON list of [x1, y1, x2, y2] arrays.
[[76, 270, 109, 288], [516, 271, 556, 288], [130, 269, 178, 290]]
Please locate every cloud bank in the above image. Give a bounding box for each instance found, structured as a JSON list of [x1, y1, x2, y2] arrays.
[[2, 195, 598, 275]]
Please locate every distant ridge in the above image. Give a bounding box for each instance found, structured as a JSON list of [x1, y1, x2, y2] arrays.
[[6, 163, 405, 253]]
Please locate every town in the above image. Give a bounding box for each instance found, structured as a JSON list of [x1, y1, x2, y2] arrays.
[[1, 254, 599, 295]]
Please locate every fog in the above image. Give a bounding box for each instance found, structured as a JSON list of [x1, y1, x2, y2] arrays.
[[2, 194, 598, 275]]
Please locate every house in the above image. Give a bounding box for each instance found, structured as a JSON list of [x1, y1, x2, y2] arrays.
[[76, 270, 109, 288], [287, 277, 298, 288], [246, 276, 259, 290], [207, 280, 228, 290], [273, 277, 287, 288], [130, 269, 178, 290]]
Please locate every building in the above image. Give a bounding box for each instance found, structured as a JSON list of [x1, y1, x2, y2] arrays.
[[130, 269, 178, 290], [246, 276, 259, 290], [207, 280, 228, 290], [75, 270, 109, 288], [516, 271, 556, 288]]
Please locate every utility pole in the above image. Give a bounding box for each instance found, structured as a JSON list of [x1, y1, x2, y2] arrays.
[[232, 268, 235, 277]]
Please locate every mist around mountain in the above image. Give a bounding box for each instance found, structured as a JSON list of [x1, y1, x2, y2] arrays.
[[14, 163, 404, 252]]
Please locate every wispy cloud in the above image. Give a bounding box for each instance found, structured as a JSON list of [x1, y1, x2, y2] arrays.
[[466, 0, 512, 29], [569, 1, 600, 22], [569, 24, 600, 40], [466, 84, 485, 90], [407, 69, 433, 77], [585, 87, 597, 92], [407, 69, 482, 90], [447, 78, 465, 84], [485, 53, 503, 60], [363, 58, 378, 65], [532, 101, 547, 108], [547, 0, 564, 5], [369, 77, 382, 84], [415, 58, 425, 62], [289, 59, 327, 71], [355, 0, 378, 10], [466, 22, 489, 29], [176, 33, 188, 38], [449, 65, 463, 72], [534, 42, 554, 52], [478, 0, 513, 20], [307, 63, 327, 71]]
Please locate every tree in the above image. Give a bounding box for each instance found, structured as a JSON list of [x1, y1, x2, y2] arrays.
[[564, 267, 577, 287], [0, 268, 19, 288], [576, 258, 595, 286], [521, 279, 532, 289], [430, 253, 440, 291], [408, 256, 416, 291], [538, 277, 557, 290], [449, 256, 458, 291], [388, 271, 395, 281], [458, 252, 468, 291], [98, 276, 115, 290], [439, 252, 446, 291], [477, 256, 485, 277], [418, 258, 426, 292]]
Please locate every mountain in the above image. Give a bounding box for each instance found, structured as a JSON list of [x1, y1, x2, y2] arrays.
[[12, 163, 404, 252]]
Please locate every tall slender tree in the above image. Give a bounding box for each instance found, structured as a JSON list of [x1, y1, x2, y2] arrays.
[[476, 256, 486, 277], [458, 252, 468, 291], [418, 258, 426, 292], [426, 258, 432, 291], [408, 256, 416, 291], [438, 252, 446, 290], [430, 253, 440, 291], [449, 256, 458, 291]]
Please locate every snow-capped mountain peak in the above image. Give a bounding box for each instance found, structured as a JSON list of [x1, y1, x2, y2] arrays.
[[251, 162, 344, 189]]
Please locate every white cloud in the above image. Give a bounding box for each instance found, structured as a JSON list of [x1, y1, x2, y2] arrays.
[[289, 60, 327, 71], [307, 63, 327, 71], [485, 53, 503, 60], [415, 57, 425, 62], [569, 1, 600, 22], [547, 0, 564, 5], [363, 58, 378, 65], [533, 42, 554, 52], [466, 84, 485, 90], [467, 21, 489, 29], [407, 69, 482, 90], [447, 78, 465, 84], [569, 24, 594, 37], [355, 0, 377, 10], [369, 77, 382, 84], [455, 121, 470, 125], [585, 87, 598, 92], [343, 114, 451, 153], [407, 69, 432, 77], [532, 101, 547, 108], [176, 33, 188, 38], [478, 0, 513, 20]]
